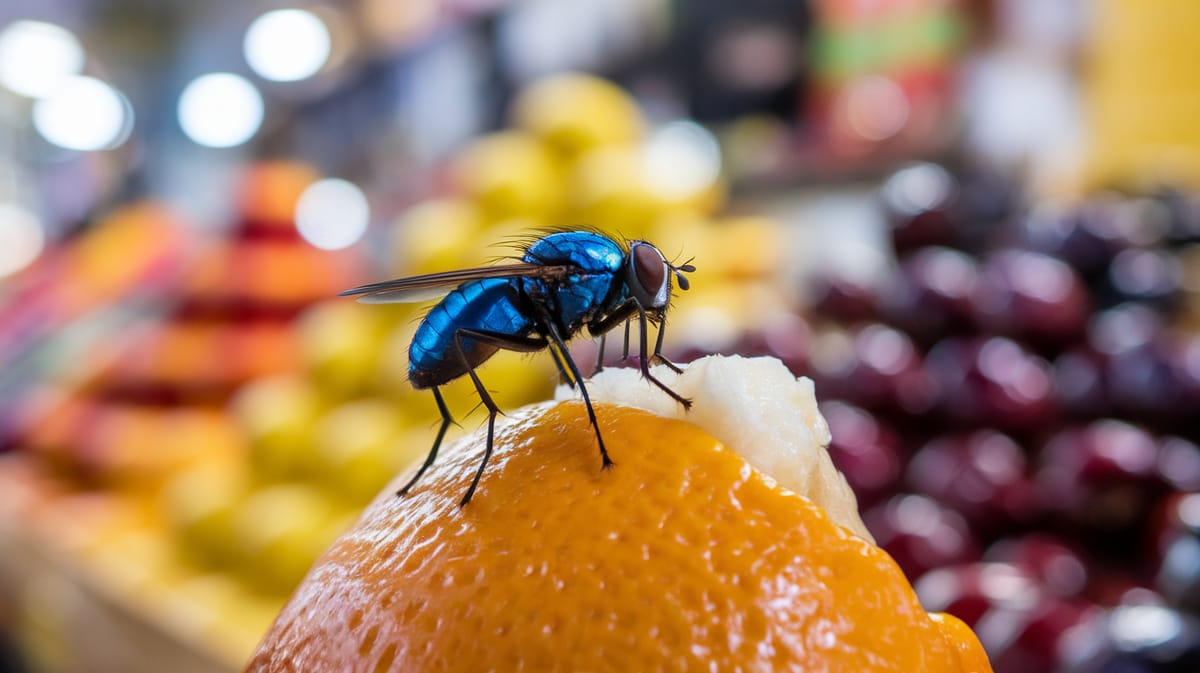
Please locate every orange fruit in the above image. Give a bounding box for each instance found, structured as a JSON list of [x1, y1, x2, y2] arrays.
[[245, 400, 991, 672]]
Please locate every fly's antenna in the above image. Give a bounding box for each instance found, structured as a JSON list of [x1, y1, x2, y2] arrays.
[[669, 256, 696, 291]]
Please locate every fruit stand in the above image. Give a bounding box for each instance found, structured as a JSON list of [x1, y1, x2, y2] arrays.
[[2, 1, 1200, 671]]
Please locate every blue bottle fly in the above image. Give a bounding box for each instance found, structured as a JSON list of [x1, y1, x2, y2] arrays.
[[340, 231, 695, 505]]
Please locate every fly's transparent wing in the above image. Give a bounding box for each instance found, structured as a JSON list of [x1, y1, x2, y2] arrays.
[[339, 263, 576, 304]]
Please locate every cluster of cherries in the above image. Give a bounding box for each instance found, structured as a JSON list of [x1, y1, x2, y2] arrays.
[[746, 164, 1200, 672]]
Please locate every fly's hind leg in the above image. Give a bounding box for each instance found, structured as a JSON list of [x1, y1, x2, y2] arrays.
[[397, 386, 452, 498], [452, 328, 546, 505]]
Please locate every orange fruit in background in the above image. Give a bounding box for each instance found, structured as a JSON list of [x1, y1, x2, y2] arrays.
[[246, 402, 991, 673]]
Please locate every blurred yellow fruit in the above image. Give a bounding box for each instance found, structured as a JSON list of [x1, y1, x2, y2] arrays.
[[230, 483, 348, 595], [388, 198, 485, 275], [89, 525, 196, 602], [651, 211, 714, 271], [188, 576, 287, 665], [298, 301, 390, 400], [162, 462, 249, 568], [453, 131, 565, 222], [232, 374, 324, 482], [708, 216, 787, 280], [512, 73, 645, 158], [376, 319, 421, 398], [569, 146, 663, 238], [313, 399, 410, 505], [44, 491, 159, 558]]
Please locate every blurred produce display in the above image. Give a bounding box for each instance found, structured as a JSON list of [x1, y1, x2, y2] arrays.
[[0, 161, 369, 669], [0, 71, 786, 671], [770, 170, 1200, 673]]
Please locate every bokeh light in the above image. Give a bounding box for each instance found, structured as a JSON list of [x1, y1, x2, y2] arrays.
[[643, 121, 722, 200], [880, 162, 956, 216], [32, 76, 133, 151], [178, 73, 264, 148], [295, 179, 370, 250], [840, 75, 909, 142], [0, 20, 84, 98], [244, 9, 331, 83], [0, 203, 45, 277]]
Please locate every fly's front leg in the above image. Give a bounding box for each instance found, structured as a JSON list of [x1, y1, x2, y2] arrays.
[[632, 304, 692, 409], [590, 300, 692, 410], [651, 317, 684, 374]]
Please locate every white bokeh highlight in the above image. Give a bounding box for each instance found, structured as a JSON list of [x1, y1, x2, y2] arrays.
[[244, 9, 331, 82], [178, 73, 264, 148], [295, 179, 370, 250]]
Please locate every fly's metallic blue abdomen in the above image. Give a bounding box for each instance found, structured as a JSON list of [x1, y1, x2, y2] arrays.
[[521, 232, 625, 332], [408, 277, 534, 388]]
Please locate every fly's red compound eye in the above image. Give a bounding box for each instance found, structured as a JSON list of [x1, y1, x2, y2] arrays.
[[627, 242, 670, 308]]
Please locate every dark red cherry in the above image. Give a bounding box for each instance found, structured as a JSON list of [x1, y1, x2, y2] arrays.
[[821, 401, 903, 509], [1157, 437, 1200, 493], [924, 336, 1059, 434], [907, 430, 1038, 534], [808, 323, 938, 417], [1104, 248, 1183, 311], [970, 249, 1091, 349], [915, 562, 1100, 673], [1036, 420, 1166, 550], [1151, 494, 1200, 604], [732, 312, 812, 376], [1053, 346, 1112, 419], [877, 246, 978, 345], [984, 535, 1090, 598], [863, 493, 981, 580], [809, 269, 879, 324], [880, 162, 960, 255]]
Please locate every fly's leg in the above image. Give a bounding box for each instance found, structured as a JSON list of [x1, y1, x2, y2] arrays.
[[587, 300, 690, 409], [454, 331, 499, 506], [594, 332, 607, 374], [534, 311, 613, 469], [634, 304, 692, 409], [622, 319, 631, 360], [651, 318, 684, 374], [397, 386, 452, 497], [550, 341, 577, 388], [450, 329, 547, 505]]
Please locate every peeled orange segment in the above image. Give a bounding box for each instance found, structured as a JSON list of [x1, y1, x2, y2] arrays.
[[559, 354, 870, 540], [245, 400, 991, 673]]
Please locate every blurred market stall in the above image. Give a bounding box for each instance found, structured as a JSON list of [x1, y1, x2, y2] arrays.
[[1, 1, 1200, 672]]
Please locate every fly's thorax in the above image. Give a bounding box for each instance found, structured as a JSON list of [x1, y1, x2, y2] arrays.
[[522, 231, 625, 274], [521, 271, 621, 336]]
